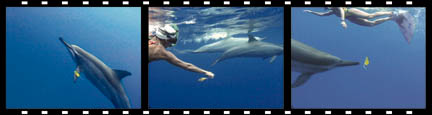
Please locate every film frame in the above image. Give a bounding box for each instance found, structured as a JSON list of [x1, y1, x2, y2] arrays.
[[1, 0, 430, 115]]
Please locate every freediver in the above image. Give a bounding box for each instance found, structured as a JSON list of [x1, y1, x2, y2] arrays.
[[304, 7, 400, 29], [304, 7, 415, 43], [149, 24, 215, 79]]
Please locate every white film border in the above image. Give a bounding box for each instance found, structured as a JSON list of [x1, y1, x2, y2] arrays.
[[2, 0, 428, 115], [10, 0, 419, 6], [12, 110, 419, 114]]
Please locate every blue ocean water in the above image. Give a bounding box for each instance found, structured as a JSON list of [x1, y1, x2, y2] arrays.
[[6, 8, 141, 109], [292, 8, 425, 108], [149, 7, 284, 109]]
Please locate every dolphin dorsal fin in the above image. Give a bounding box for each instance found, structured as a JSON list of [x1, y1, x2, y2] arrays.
[[113, 69, 132, 80], [248, 34, 258, 43]]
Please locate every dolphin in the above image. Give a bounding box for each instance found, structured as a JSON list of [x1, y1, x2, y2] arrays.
[[178, 37, 264, 54], [211, 34, 283, 66], [179, 19, 264, 54], [291, 39, 359, 88], [60, 37, 132, 108]]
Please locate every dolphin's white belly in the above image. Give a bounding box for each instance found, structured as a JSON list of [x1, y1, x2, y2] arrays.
[[291, 59, 333, 73]]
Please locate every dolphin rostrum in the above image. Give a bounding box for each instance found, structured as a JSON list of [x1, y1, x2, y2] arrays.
[[211, 34, 283, 66], [291, 39, 359, 88], [60, 37, 132, 108]]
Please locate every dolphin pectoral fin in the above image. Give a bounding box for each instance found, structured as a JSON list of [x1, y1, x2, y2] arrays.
[[113, 69, 132, 81], [211, 59, 220, 67], [269, 56, 277, 63], [292, 73, 314, 88]]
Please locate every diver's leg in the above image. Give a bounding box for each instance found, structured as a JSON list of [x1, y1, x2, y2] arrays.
[[347, 8, 373, 19], [369, 11, 393, 18], [350, 17, 392, 27], [348, 8, 392, 19], [369, 17, 393, 26]]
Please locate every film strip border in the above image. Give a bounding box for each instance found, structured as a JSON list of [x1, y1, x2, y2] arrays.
[[1, 0, 429, 6], [1, 0, 430, 115], [6, 109, 426, 115]]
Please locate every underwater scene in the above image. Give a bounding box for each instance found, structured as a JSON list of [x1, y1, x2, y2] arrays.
[[6, 7, 141, 109], [291, 7, 425, 108], [149, 7, 284, 109], [6, 6, 424, 110]]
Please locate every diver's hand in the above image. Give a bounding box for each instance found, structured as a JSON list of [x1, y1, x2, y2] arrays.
[[341, 21, 347, 29], [304, 10, 313, 13], [204, 71, 214, 79]]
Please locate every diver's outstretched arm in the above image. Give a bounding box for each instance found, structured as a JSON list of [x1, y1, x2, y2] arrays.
[[304, 10, 333, 16], [163, 50, 215, 78]]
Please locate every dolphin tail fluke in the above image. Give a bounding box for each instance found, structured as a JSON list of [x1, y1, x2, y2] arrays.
[[121, 102, 132, 109], [292, 73, 314, 88], [114, 102, 131, 109], [336, 60, 359, 67]]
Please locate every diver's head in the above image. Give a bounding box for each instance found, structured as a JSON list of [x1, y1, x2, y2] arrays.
[[155, 24, 179, 48]]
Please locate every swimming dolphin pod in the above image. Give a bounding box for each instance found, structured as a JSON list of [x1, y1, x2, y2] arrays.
[[181, 19, 283, 66], [291, 39, 359, 88], [60, 38, 132, 108]]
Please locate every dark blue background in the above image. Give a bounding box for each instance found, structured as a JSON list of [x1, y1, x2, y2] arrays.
[[6, 7, 141, 109], [291, 8, 425, 109]]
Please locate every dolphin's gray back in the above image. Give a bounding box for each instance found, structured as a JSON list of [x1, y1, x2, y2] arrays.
[[212, 41, 283, 66], [193, 37, 265, 53], [291, 39, 341, 66], [68, 46, 131, 108], [76, 47, 131, 108], [291, 39, 359, 88]]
